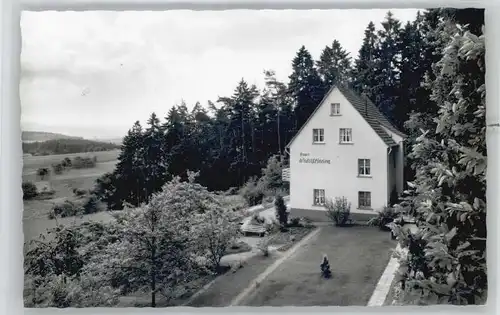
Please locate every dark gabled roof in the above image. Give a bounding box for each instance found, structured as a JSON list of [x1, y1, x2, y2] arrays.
[[286, 85, 406, 148]]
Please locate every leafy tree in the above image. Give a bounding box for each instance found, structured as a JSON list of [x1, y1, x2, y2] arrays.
[[86, 172, 217, 307], [197, 205, 239, 271], [394, 21, 486, 305]]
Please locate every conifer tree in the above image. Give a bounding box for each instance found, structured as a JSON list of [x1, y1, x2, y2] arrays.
[[288, 46, 324, 130], [351, 21, 380, 101], [373, 11, 402, 122], [316, 39, 352, 89]]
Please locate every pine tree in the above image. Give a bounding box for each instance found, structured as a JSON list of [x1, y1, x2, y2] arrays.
[[317, 39, 352, 89], [373, 11, 402, 122], [111, 121, 148, 206], [351, 21, 380, 101], [142, 112, 169, 199], [395, 20, 486, 305], [395, 17, 424, 130], [218, 80, 260, 187], [288, 46, 324, 130]]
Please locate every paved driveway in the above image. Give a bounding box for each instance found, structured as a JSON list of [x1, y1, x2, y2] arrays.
[[240, 225, 396, 306]]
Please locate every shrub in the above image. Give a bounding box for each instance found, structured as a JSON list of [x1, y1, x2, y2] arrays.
[[226, 241, 252, 255], [260, 155, 289, 195], [274, 195, 288, 227], [368, 206, 399, 230], [73, 188, 88, 197], [324, 196, 351, 226], [52, 163, 64, 175], [288, 217, 303, 227], [37, 189, 56, 200], [72, 156, 97, 169], [82, 195, 106, 214], [22, 182, 38, 200], [239, 177, 265, 206], [250, 214, 265, 225], [264, 221, 280, 234], [257, 236, 271, 257], [37, 167, 50, 180], [50, 200, 83, 218], [61, 157, 72, 168]]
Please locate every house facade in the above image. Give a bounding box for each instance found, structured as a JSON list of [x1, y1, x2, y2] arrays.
[[284, 86, 405, 222]]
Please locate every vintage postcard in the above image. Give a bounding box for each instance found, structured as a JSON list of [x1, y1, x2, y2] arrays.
[[20, 8, 486, 307]]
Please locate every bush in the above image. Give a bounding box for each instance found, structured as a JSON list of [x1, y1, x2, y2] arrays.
[[257, 236, 272, 257], [61, 157, 72, 168], [239, 177, 265, 206], [274, 195, 288, 227], [260, 155, 289, 195], [82, 195, 106, 214], [225, 241, 252, 255], [264, 221, 280, 234], [324, 197, 351, 226], [251, 213, 265, 225], [37, 167, 50, 180], [37, 189, 56, 200], [50, 200, 83, 218], [72, 156, 97, 169], [73, 188, 88, 197], [22, 182, 38, 200], [288, 217, 303, 227], [368, 206, 399, 230], [52, 163, 64, 175]]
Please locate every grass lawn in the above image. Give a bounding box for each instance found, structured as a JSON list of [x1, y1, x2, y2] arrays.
[[240, 225, 396, 306]]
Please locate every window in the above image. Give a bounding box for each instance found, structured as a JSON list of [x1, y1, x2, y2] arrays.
[[358, 159, 371, 176], [330, 103, 340, 115], [339, 128, 352, 143], [313, 189, 326, 206], [358, 191, 372, 208], [313, 128, 325, 143]]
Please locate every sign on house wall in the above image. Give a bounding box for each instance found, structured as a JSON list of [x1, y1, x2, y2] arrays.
[[298, 152, 331, 164]]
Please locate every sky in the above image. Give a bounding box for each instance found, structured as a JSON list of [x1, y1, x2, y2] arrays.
[[20, 9, 421, 140]]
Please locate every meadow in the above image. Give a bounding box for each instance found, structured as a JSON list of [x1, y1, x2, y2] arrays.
[[22, 150, 120, 243]]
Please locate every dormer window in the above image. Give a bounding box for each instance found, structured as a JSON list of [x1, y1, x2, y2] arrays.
[[313, 128, 325, 143], [330, 103, 341, 116]]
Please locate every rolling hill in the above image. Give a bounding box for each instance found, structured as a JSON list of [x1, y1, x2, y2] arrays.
[[22, 131, 83, 143]]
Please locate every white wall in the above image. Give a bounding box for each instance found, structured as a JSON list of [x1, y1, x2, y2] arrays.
[[289, 88, 389, 214], [380, 125, 405, 194]]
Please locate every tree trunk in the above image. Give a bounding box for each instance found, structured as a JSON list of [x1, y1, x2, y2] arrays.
[[151, 237, 157, 307]]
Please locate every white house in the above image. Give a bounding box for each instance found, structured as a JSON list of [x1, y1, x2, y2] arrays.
[[284, 85, 406, 222]]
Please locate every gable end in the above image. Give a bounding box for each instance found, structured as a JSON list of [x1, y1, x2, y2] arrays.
[[286, 85, 405, 149]]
